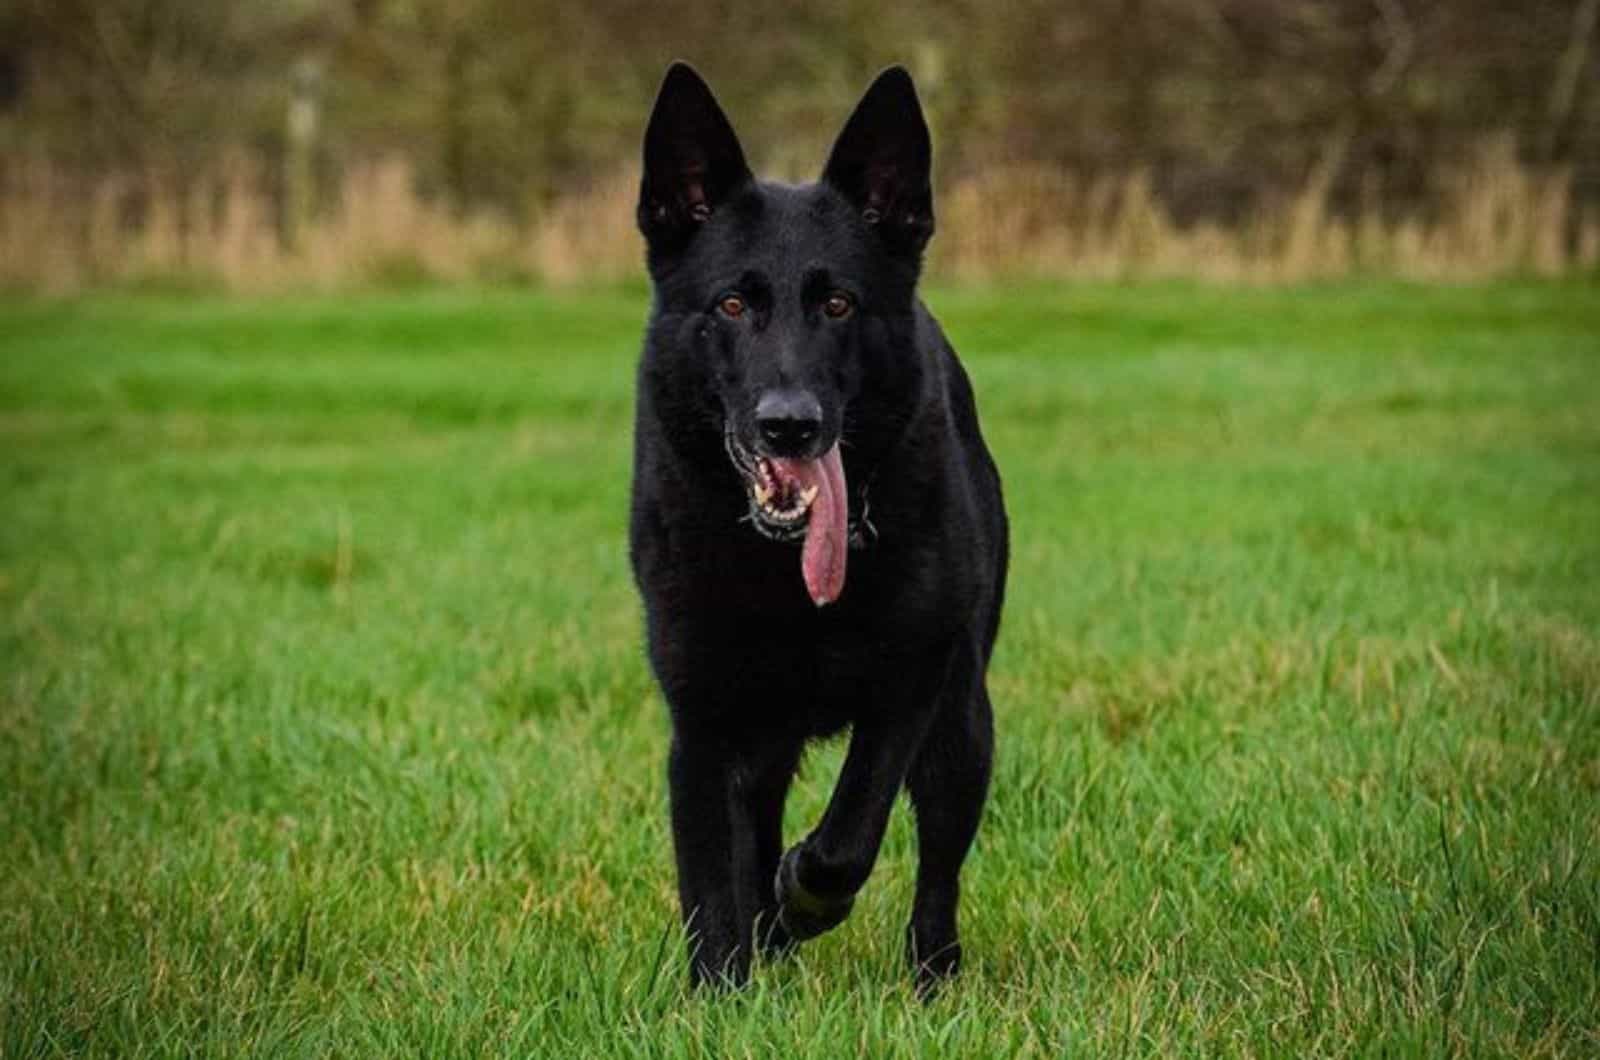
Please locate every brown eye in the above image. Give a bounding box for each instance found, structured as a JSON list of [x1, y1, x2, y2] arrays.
[[718, 294, 746, 318], [823, 292, 853, 319]]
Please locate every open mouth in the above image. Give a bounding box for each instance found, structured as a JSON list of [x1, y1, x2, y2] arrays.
[[725, 433, 819, 540], [724, 427, 849, 606]]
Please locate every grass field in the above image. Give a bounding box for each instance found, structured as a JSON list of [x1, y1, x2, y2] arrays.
[[2, 282, 1598, 1056]]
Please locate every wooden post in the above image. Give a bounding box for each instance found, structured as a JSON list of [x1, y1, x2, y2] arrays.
[[285, 56, 322, 252]]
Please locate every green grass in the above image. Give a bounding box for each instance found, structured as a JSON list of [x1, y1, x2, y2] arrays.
[[2, 281, 1597, 1057]]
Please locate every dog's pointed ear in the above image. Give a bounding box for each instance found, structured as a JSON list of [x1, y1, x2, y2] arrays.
[[638, 62, 752, 250], [822, 66, 934, 255]]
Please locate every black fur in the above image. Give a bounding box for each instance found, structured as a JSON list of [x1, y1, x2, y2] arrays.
[[629, 62, 1008, 990]]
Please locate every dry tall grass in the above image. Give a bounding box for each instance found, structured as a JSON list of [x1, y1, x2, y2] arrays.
[[2, 138, 1594, 292], [938, 138, 1596, 282]]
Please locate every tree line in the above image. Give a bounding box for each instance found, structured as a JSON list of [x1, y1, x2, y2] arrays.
[[1, 0, 1595, 267]]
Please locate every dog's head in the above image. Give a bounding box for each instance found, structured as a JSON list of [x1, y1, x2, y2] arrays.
[[636, 63, 934, 605]]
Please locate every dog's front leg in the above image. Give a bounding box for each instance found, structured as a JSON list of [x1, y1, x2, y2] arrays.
[[774, 685, 942, 942], [667, 734, 749, 987]]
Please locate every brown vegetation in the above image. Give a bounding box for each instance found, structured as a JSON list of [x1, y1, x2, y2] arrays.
[[2, 0, 1597, 288], [2, 143, 1592, 291]]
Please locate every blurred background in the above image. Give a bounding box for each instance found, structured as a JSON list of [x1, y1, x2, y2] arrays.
[[2, 0, 1597, 290]]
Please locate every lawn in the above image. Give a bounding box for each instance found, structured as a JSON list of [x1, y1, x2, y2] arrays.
[[1, 282, 1597, 1056]]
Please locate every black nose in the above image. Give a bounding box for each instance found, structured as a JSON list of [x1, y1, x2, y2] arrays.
[[755, 389, 823, 457]]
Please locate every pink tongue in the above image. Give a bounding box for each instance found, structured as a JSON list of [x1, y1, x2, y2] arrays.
[[770, 444, 848, 606]]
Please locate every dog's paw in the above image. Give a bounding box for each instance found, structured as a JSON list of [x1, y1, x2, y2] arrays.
[[687, 947, 752, 991], [774, 845, 854, 941], [753, 910, 799, 961], [907, 933, 962, 998]]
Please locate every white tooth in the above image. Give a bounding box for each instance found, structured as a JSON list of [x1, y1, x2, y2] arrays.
[[753, 482, 771, 506], [799, 485, 819, 507]]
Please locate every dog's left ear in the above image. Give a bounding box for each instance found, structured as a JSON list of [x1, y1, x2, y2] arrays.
[[822, 66, 935, 255]]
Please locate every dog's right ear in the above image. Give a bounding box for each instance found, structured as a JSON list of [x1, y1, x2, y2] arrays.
[[638, 63, 752, 251]]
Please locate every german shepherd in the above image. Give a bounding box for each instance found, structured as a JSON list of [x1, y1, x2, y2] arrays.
[[629, 62, 1008, 990]]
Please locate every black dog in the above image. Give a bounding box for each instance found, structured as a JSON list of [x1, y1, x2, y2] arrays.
[[629, 62, 1008, 990]]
